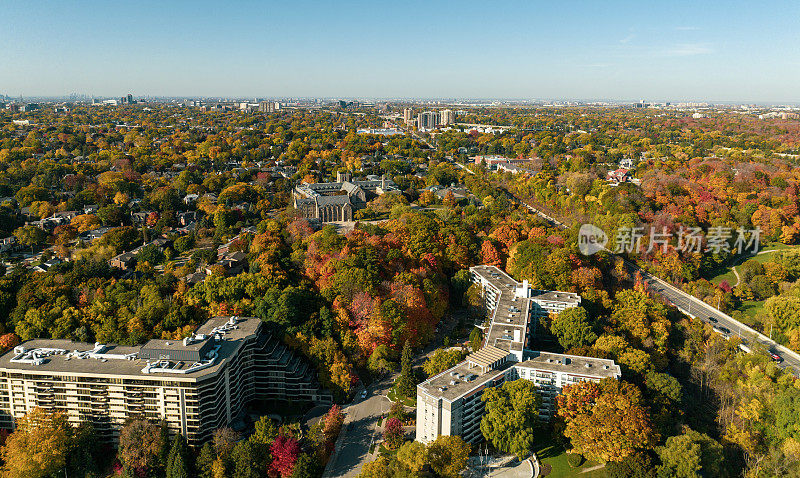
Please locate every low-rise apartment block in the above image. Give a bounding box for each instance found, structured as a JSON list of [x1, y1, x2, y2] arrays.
[[416, 265, 620, 445], [0, 316, 331, 444], [470, 265, 580, 361], [416, 348, 620, 444]]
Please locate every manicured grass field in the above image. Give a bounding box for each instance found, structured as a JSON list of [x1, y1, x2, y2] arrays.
[[708, 243, 799, 286], [387, 387, 416, 407], [703, 244, 800, 324], [740, 300, 766, 319], [709, 267, 738, 287], [533, 434, 606, 477]]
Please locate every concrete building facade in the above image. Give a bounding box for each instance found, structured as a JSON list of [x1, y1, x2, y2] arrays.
[[416, 348, 621, 444], [470, 265, 581, 361], [439, 109, 455, 126], [415, 265, 619, 445], [403, 108, 413, 125], [417, 111, 439, 130], [0, 317, 331, 444]]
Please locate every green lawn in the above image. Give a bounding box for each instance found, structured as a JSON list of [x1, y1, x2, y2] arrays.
[[709, 267, 738, 287], [703, 243, 800, 323], [533, 434, 605, 478], [708, 243, 800, 286], [387, 387, 416, 407], [740, 300, 766, 319]]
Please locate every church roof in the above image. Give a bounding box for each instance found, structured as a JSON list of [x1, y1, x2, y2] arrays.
[[314, 195, 352, 206]]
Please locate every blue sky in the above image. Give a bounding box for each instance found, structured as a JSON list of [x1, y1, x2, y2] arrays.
[[2, 0, 799, 102]]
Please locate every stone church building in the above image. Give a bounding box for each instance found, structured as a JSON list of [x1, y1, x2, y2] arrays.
[[293, 172, 396, 223]]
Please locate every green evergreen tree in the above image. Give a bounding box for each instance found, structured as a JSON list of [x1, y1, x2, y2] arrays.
[[395, 341, 415, 398], [196, 442, 215, 478], [231, 440, 267, 478], [469, 327, 483, 352], [290, 453, 320, 478], [157, 422, 171, 471], [166, 433, 190, 478], [68, 422, 100, 478]]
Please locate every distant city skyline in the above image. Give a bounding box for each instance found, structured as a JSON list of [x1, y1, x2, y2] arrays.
[[2, 0, 799, 103]]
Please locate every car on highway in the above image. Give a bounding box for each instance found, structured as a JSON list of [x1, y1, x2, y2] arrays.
[[707, 316, 718, 323], [770, 352, 783, 363], [713, 326, 731, 336]]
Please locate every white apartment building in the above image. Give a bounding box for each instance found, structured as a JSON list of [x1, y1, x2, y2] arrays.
[[259, 101, 280, 113], [416, 265, 618, 445], [403, 107, 413, 125], [417, 111, 439, 130], [416, 348, 620, 444], [0, 317, 331, 444], [470, 265, 581, 361]]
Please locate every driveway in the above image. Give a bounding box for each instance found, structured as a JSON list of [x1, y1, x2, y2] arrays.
[[324, 380, 393, 477]]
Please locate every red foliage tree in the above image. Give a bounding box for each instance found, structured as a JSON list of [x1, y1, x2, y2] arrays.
[[269, 435, 300, 477], [287, 218, 313, 242], [480, 240, 502, 266], [146, 212, 160, 227], [322, 405, 345, 455], [383, 418, 404, 449], [0, 334, 21, 353]]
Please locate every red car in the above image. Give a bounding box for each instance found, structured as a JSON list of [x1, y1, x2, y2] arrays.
[[770, 353, 783, 363]]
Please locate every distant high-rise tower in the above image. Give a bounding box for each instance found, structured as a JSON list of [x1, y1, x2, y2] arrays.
[[439, 109, 455, 126], [127, 94, 134, 104], [403, 107, 413, 125], [259, 101, 279, 113], [417, 111, 440, 130]]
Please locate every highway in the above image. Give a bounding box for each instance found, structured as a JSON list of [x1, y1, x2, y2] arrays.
[[636, 266, 800, 373], [507, 191, 800, 374]]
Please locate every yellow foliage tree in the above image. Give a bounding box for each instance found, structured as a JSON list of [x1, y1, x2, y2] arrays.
[[1, 408, 73, 478]]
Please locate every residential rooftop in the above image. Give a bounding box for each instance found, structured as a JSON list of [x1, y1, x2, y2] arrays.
[[470, 265, 581, 357], [471, 265, 532, 354], [418, 350, 621, 402], [516, 351, 621, 378], [417, 357, 509, 402], [0, 316, 261, 381]]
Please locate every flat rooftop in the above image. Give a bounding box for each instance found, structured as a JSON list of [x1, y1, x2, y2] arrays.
[[516, 351, 621, 378], [471, 265, 519, 288], [417, 265, 618, 403], [530, 290, 581, 305], [419, 350, 621, 402], [0, 316, 261, 381], [418, 359, 508, 402], [470, 265, 581, 354], [471, 265, 530, 354]]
